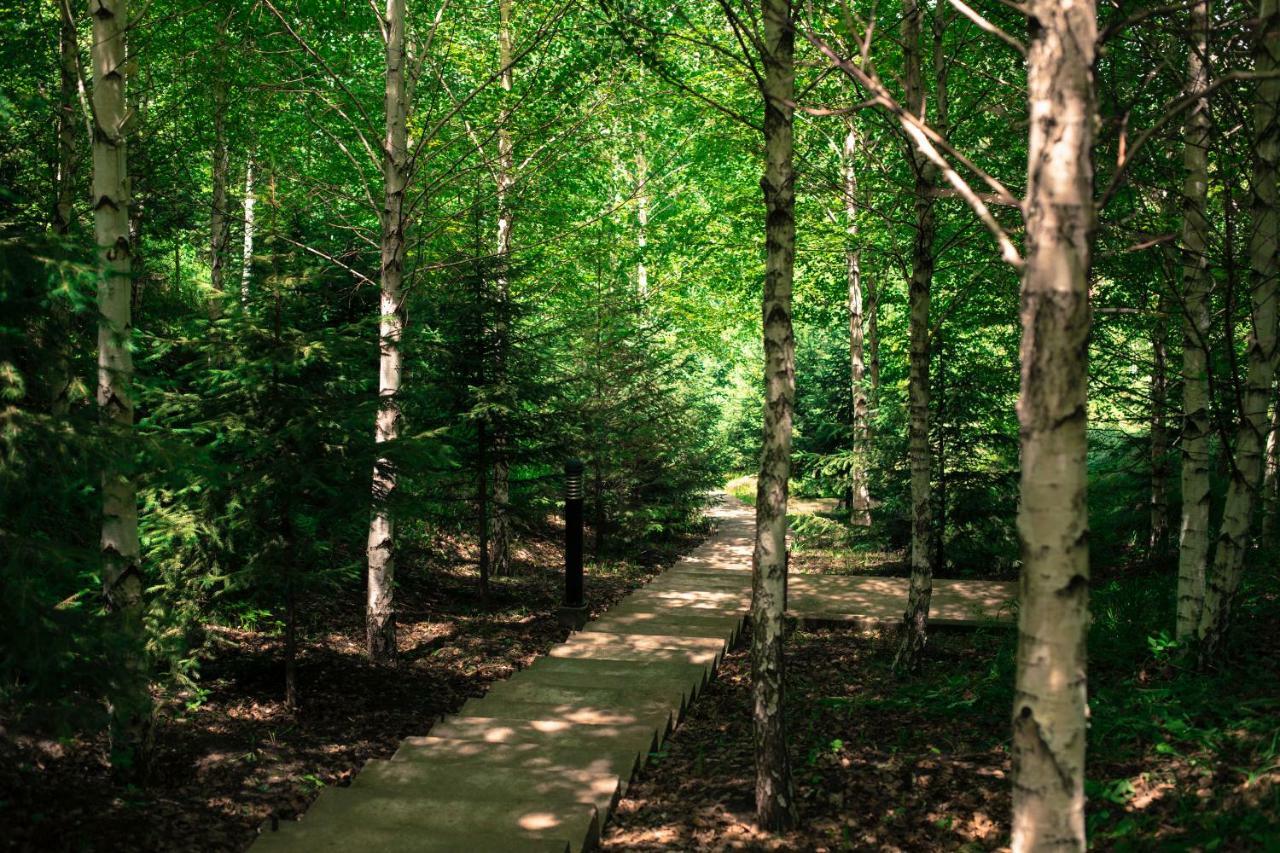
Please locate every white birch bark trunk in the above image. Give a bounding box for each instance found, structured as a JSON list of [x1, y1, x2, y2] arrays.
[[636, 144, 650, 301], [1262, 387, 1280, 547], [843, 120, 872, 527], [1011, 1, 1096, 848], [209, 17, 230, 314], [366, 0, 409, 663], [90, 0, 149, 768], [1195, 0, 1280, 659], [240, 156, 255, 302], [55, 3, 77, 236], [1151, 293, 1171, 553], [895, 0, 939, 670], [1176, 0, 1214, 641], [751, 0, 797, 831], [489, 0, 514, 578]]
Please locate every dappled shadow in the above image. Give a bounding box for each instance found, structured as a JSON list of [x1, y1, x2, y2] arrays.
[[0, 527, 695, 853]]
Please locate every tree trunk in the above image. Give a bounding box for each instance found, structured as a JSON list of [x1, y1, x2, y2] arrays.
[[366, 0, 409, 664], [1196, 0, 1280, 659], [895, 0, 940, 671], [55, 3, 77, 235], [750, 0, 798, 831], [1150, 292, 1171, 554], [241, 156, 256, 302], [867, 269, 880, 400], [1262, 384, 1280, 548], [90, 0, 149, 772], [50, 0, 79, 416], [935, 331, 948, 572], [636, 143, 650, 301], [843, 120, 872, 527], [1010, 0, 1096, 848], [209, 17, 230, 313], [489, 0, 514, 578], [1176, 0, 1214, 641]]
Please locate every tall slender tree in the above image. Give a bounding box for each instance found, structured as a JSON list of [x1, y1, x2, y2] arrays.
[[209, 14, 231, 312], [1176, 0, 1214, 641], [1010, 0, 1096, 847], [750, 0, 798, 830], [366, 0, 409, 663], [842, 120, 872, 527], [50, 0, 80, 417], [489, 0, 515, 578], [54, 1, 77, 236], [241, 156, 255, 302], [90, 0, 149, 768], [1196, 0, 1280, 658], [747, 0, 798, 829], [1150, 291, 1171, 553], [895, 0, 945, 670]]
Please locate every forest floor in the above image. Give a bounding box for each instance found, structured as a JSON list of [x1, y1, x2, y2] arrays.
[[0, 520, 706, 853], [5, 502, 1278, 852], [601, 516, 1280, 852]]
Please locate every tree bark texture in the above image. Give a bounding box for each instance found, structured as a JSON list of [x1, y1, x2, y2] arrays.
[[209, 16, 231, 311], [1010, 1, 1096, 848], [750, 0, 798, 831], [1262, 385, 1280, 548], [1196, 0, 1280, 659], [366, 0, 409, 664], [843, 120, 872, 527], [90, 0, 149, 770], [241, 156, 255, 302], [895, 0, 940, 671], [1176, 0, 1214, 641], [1150, 292, 1171, 554], [56, 2, 78, 235], [489, 0, 514, 578], [636, 144, 650, 301]]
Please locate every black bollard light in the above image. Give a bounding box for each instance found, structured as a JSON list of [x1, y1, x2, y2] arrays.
[[559, 458, 588, 629]]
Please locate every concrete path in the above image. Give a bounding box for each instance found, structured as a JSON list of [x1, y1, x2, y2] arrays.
[[252, 498, 1014, 853]]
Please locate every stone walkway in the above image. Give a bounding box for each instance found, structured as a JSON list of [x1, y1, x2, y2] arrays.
[[252, 498, 1014, 853]]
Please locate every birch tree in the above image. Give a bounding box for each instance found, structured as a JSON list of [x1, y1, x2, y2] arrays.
[[1010, 0, 1096, 847], [489, 0, 514, 578], [1176, 0, 1214, 641], [1195, 0, 1280, 659], [750, 0, 798, 830], [55, 1, 78, 237], [241, 156, 255, 302], [895, 0, 943, 670], [1150, 292, 1171, 554], [366, 0, 409, 663], [90, 0, 149, 767], [842, 120, 872, 527], [209, 15, 231, 312]]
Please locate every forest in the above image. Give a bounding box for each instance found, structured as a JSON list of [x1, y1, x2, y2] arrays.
[[1, 0, 1279, 850]]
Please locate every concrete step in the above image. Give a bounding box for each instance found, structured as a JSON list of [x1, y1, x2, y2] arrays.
[[615, 589, 751, 611], [479, 678, 687, 723], [516, 655, 709, 703], [358, 744, 633, 815], [582, 611, 741, 643], [428, 713, 660, 754], [549, 631, 727, 670], [522, 654, 709, 691], [459, 693, 676, 746], [252, 790, 592, 852]]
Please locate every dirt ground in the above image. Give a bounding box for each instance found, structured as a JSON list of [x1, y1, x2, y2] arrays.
[[0, 529, 691, 853]]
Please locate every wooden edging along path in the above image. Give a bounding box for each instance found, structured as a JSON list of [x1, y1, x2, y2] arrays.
[[253, 498, 1014, 853]]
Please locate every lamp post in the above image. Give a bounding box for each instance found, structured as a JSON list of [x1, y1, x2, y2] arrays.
[[559, 458, 588, 628]]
